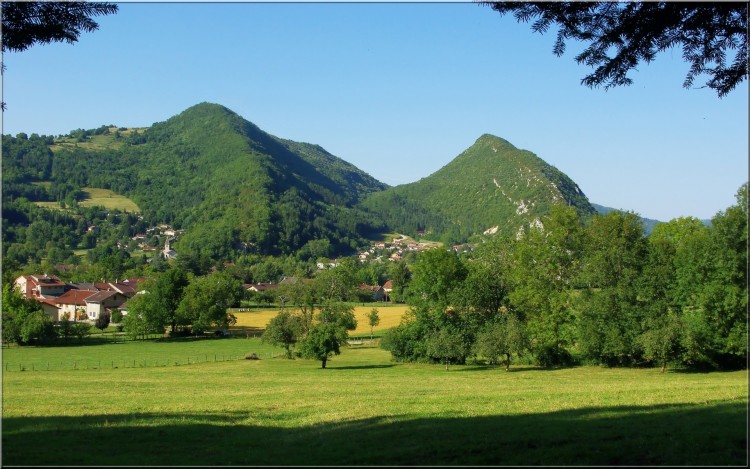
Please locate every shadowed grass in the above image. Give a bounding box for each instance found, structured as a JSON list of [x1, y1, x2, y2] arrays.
[[2, 341, 747, 465], [2, 402, 746, 465]]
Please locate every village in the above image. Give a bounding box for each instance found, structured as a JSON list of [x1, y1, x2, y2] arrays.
[[11, 214, 479, 328]]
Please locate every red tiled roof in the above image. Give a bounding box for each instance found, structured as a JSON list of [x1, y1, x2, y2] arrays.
[[52, 289, 97, 306]]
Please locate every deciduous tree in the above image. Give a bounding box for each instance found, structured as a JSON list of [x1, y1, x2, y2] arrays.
[[367, 308, 380, 340], [261, 310, 304, 359]]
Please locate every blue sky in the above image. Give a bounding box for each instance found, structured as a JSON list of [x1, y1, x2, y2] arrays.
[[2, 1, 747, 222]]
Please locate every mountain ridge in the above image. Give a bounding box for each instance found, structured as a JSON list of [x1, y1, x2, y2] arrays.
[[3, 101, 642, 262], [360, 133, 596, 242]]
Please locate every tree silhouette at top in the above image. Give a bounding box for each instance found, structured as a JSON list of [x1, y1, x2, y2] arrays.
[[483, 1, 747, 97], [1, 1, 119, 109]]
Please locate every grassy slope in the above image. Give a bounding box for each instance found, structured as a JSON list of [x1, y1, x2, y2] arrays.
[[364, 134, 595, 238], [34, 186, 141, 212], [2, 339, 746, 466]]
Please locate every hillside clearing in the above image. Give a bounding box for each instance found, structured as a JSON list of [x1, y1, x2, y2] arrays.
[[33, 187, 140, 213]]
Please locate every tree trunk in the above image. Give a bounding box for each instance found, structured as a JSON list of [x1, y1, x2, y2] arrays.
[[660, 362, 666, 374], [445, 360, 449, 371], [505, 353, 511, 372], [321, 357, 327, 369]]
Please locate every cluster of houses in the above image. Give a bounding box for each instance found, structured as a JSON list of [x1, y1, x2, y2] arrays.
[[355, 236, 435, 263], [13, 274, 145, 322], [355, 236, 473, 263]]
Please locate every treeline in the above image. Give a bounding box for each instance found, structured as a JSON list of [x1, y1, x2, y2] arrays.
[[383, 185, 747, 371]]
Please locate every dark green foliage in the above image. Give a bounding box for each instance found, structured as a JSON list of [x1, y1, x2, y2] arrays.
[[1, 1, 118, 53], [577, 210, 647, 366], [1, 284, 55, 345], [473, 314, 528, 370], [152, 267, 189, 333], [176, 270, 243, 334], [425, 325, 471, 370], [381, 185, 747, 371], [94, 311, 111, 332], [110, 309, 123, 324]]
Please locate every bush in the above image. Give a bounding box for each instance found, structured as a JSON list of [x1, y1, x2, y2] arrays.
[[110, 309, 123, 323], [534, 344, 576, 368], [244, 353, 259, 360]]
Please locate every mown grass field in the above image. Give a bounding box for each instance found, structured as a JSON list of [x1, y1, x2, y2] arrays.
[[34, 187, 140, 213], [229, 303, 410, 338], [1, 338, 747, 466]]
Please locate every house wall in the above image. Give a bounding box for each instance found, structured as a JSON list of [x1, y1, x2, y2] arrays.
[[59, 304, 87, 321], [37, 285, 65, 297], [14, 277, 29, 297], [39, 303, 63, 322], [87, 302, 105, 320]]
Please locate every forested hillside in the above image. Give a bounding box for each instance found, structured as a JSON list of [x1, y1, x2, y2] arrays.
[[2, 103, 389, 271], [360, 134, 596, 243]]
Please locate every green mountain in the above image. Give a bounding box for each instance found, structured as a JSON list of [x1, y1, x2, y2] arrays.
[[360, 134, 596, 242], [132, 103, 392, 258], [2, 105, 602, 264], [3, 102, 388, 260]]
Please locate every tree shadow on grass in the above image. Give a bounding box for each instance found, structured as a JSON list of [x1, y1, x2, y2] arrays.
[[327, 364, 396, 370], [2, 401, 745, 466]]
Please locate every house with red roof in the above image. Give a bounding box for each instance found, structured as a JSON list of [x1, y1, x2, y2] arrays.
[[14, 274, 66, 299], [84, 290, 129, 320], [43, 289, 98, 321]]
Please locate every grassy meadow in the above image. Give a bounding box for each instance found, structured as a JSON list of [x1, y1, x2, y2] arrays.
[[2, 337, 747, 466], [34, 187, 141, 213]]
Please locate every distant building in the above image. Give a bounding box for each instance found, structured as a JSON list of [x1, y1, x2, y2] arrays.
[[162, 237, 178, 260], [14, 274, 66, 299]]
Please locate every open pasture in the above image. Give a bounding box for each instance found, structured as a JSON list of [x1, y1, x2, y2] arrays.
[[33, 186, 141, 213], [77, 187, 141, 212], [2, 339, 746, 466]]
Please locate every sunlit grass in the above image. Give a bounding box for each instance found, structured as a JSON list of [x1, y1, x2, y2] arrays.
[[33, 186, 140, 212], [229, 304, 410, 337]]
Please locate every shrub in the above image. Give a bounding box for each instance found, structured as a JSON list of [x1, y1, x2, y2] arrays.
[[244, 353, 259, 360], [110, 309, 123, 323], [534, 344, 576, 368]]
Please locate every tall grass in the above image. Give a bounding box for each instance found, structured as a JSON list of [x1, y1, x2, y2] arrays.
[[2, 339, 746, 465]]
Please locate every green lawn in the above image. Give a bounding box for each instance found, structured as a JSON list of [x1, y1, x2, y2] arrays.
[[2, 339, 747, 465]]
